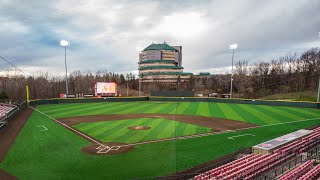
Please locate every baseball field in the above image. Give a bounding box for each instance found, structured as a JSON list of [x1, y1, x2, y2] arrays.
[[1, 101, 320, 179]]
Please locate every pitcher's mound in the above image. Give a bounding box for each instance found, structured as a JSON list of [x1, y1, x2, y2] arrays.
[[128, 126, 151, 130], [81, 142, 134, 155]]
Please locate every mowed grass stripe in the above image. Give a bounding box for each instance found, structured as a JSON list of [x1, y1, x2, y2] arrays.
[[44, 102, 119, 115], [155, 120, 175, 139], [235, 104, 279, 124], [74, 121, 107, 131], [105, 118, 150, 142], [258, 106, 304, 122], [175, 121, 188, 136], [284, 107, 320, 118], [251, 105, 290, 123], [95, 119, 140, 140], [117, 118, 156, 143], [53, 102, 120, 118], [170, 102, 190, 114], [217, 103, 245, 122], [84, 121, 122, 136], [196, 102, 210, 117], [182, 123, 198, 135], [139, 119, 170, 142], [281, 107, 318, 120], [37, 103, 96, 113], [230, 104, 266, 125], [182, 102, 200, 116], [155, 103, 179, 114], [141, 102, 174, 114], [136, 119, 165, 142], [121, 103, 155, 114], [85, 102, 142, 115], [207, 103, 225, 118]]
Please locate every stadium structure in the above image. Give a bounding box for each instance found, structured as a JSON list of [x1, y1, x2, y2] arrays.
[[138, 42, 193, 83]]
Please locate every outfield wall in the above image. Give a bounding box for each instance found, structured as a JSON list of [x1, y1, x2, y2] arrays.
[[28, 96, 320, 108], [149, 97, 320, 108], [29, 97, 149, 106]]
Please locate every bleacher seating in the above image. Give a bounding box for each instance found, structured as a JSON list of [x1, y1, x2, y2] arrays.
[[278, 160, 314, 180], [0, 103, 16, 119], [298, 163, 320, 180], [194, 127, 320, 180]]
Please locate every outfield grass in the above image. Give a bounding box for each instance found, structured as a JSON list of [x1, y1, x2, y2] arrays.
[[37, 101, 320, 125], [1, 101, 320, 179], [74, 118, 212, 143]]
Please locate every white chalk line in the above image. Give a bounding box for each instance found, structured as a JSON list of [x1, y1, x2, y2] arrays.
[[227, 134, 255, 140], [28, 105, 320, 150], [36, 125, 48, 131]]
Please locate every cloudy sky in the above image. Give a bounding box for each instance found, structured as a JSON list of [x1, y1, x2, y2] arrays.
[[0, 0, 319, 76]]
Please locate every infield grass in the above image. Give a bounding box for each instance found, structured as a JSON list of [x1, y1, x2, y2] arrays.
[[74, 118, 212, 143]]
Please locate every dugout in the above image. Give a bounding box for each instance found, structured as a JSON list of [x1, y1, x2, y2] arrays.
[[252, 129, 313, 155]]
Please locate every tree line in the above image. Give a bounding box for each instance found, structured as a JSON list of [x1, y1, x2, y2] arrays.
[[0, 47, 319, 102]]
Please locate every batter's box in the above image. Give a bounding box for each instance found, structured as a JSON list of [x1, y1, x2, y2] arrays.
[[97, 146, 111, 153], [96, 145, 110, 150], [110, 146, 121, 151]]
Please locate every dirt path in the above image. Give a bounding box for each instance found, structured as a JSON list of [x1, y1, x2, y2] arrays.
[[0, 107, 33, 179], [0, 169, 17, 180], [58, 114, 257, 132], [0, 107, 33, 162]]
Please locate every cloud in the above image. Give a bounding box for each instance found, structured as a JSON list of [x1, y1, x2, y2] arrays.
[[0, 0, 319, 76]]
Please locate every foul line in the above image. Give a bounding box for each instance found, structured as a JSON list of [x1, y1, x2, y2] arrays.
[[28, 106, 320, 150], [227, 134, 255, 140], [29, 106, 105, 147]]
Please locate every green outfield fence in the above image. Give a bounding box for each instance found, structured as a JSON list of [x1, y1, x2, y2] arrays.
[[29, 97, 149, 106], [148, 97, 320, 108], [28, 96, 320, 108]]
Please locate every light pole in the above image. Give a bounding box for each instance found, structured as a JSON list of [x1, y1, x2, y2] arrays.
[[317, 32, 320, 102], [60, 40, 70, 95], [229, 43, 238, 98]]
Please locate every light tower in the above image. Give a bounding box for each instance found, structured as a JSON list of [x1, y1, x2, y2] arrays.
[[60, 40, 70, 95]]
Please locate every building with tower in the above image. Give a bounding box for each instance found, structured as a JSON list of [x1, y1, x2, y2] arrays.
[[138, 42, 192, 83]]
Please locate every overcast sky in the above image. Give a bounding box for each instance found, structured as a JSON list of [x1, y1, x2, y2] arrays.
[[0, 0, 319, 76]]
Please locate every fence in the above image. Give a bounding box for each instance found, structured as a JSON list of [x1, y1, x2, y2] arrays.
[[29, 97, 149, 106], [150, 91, 194, 97], [27, 96, 320, 109], [149, 97, 320, 108]]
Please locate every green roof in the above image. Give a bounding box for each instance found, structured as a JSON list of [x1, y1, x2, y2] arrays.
[[139, 66, 183, 70], [143, 43, 177, 51], [199, 72, 211, 76], [138, 60, 177, 64], [139, 72, 193, 77]]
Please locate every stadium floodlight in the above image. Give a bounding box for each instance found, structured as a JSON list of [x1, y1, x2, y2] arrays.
[[229, 43, 238, 50], [60, 40, 70, 47], [229, 43, 238, 98], [60, 40, 70, 95]]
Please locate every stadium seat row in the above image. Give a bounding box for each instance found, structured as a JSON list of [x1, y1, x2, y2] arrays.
[[278, 160, 314, 180], [194, 127, 320, 180], [298, 163, 320, 180], [0, 104, 15, 119]]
